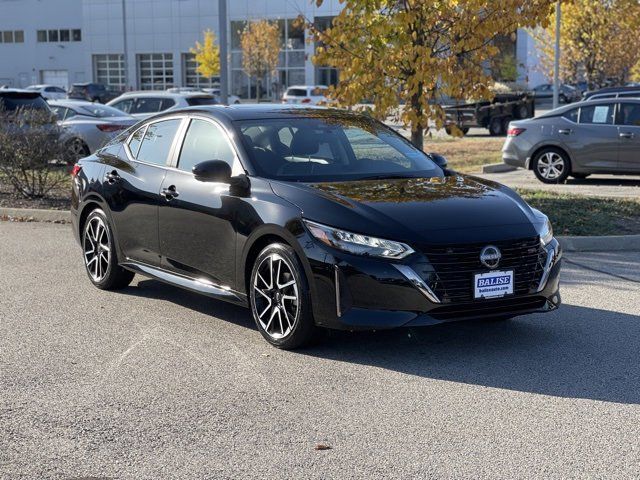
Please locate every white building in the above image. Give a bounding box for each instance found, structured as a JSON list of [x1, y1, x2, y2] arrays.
[[0, 0, 546, 97]]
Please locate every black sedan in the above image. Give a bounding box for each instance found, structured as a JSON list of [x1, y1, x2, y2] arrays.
[[70, 105, 562, 349]]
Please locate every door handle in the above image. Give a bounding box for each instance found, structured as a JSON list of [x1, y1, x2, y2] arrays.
[[160, 185, 179, 200], [105, 170, 121, 184], [558, 128, 572, 135], [619, 132, 635, 139]]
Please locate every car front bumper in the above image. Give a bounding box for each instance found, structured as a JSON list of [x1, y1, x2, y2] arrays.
[[304, 236, 562, 330]]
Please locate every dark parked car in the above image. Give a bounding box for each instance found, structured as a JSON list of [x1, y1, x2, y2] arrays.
[[0, 89, 51, 112], [68, 83, 115, 103], [71, 105, 562, 349], [503, 98, 640, 183], [531, 83, 581, 103]]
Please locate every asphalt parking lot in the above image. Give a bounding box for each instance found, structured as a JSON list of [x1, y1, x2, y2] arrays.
[[2, 222, 640, 479]]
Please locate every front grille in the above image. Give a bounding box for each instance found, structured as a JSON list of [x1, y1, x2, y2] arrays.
[[429, 296, 548, 321], [421, 237, 547, 304]]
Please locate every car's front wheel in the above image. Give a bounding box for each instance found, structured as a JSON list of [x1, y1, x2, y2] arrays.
[[82, 209, 134, 290], [249, 243, 318, 349], [533, 148, 571, 184]]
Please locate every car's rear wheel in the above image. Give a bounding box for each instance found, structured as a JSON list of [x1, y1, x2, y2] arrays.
[[488, 117, 504, 136], [249, 243, 318, 349], [83, 209, 134, 290], [533, 148, 571, 184], [66, 138, 90, 163]]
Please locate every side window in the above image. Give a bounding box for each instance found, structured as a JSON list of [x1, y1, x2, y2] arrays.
[[112, 99, 133, 113], [51, 106, 67, 120], [562, 108, 578, 123], [177, 119, 235, 173], [579, 104, 615, 125], [136, 119, 182, 166], [127, 126, 146, 158], [64, 108, 77, 119], [133, 97, 163, 114], [159, 98, 176, 111], [618, 103, 640, 126]]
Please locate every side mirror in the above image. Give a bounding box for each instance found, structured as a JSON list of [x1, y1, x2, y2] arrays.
[[193, 160, 232, 183], [428, 152, 448, 169]]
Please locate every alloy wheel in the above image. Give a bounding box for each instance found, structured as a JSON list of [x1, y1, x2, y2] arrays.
[[84, 216, 111, 282], [252, 253, 300, 339], [537, 152, 565, 180]]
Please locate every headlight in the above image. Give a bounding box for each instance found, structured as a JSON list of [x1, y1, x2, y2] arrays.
[[532, 209, 554, 245], [303, 220, 415, 259]]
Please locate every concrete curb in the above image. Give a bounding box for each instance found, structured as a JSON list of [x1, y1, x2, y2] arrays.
[[559, 235, 640, 252], [481, 163, 517, 174], [0, 207, 71, 223], [2, 207, 639, 252]]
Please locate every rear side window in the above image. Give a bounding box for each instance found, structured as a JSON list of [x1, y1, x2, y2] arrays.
[[579, 104, 615, 125], [177, 119, 235, 173], [159, 98, 176, 111], [127, 126, 146, 158], [618, 103, 640, 126], [185, 96, 217, 106], [286, 88, 307, 97], [561, 108, 578, 122], [136, 119, 182, 166], [619, 92, 640, 98], [311, 87, 327, 96], [133, 97, 163, 114], [111, 99, 134, 113]]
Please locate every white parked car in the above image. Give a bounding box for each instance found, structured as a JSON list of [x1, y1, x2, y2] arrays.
[[26, 84, 67, 100], [202, 88, 241, 105], [282, 85, 328, 105], [107, 91, 218, 119]]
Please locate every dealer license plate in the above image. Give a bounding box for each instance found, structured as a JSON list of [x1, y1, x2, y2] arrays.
[[474, 270, 514, 299]]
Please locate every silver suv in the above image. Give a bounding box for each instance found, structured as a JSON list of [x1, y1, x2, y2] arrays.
[[107, 91, 217, 119], [502, 98, 640, 183]]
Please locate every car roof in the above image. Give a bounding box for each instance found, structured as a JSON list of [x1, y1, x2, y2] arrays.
[[286, 85, 328, 90], [155, 104, 356, 121], [536, 97, 640, 118], [48, 99, 97, 107], [112, 90, 215, 99]]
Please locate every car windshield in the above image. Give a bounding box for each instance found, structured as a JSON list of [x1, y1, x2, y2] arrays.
[[236, 113, 443, 182], [78, 104, 128, 118]]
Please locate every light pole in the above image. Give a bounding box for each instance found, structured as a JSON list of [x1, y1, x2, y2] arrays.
[[121, 0, 129, 90], [218, 0, 229, 105], [552, 0, 561, 109]]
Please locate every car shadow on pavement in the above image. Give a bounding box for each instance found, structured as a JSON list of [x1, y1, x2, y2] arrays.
[[121, 279, 256, 331], [303, 304, 640, 405]]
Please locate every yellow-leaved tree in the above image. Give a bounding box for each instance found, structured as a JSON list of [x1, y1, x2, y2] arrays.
[[241, 20, 281, 102], [309, 0, 556, 147], [190, 30, 221, 81], [534, 0, 640, 87]]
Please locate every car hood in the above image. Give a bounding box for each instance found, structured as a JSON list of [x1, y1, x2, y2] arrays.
[[270, 174, 543, 244]]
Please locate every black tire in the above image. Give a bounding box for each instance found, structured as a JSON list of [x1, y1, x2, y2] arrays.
[[249, 243, 319, 349], [571, 173, 590, 180], [461, 127, 469, 135], [488, 117, 504, 136], [82, 209, 134, 290], [532, 147, 571, 184], [65, 138, 90, 164], [502, 116, 512, 135], [516, 104, 529, 119], [560, 94, 568, 104]]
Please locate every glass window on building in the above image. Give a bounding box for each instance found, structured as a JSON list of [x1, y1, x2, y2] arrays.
[[48, 30, 58, 42], [314, 16, 338, 86], [3, 31, 14, 43], [138, 53, 174, 90], [230, 18, 308, 99], [14, 31, 24, 43], [93, 54, 125, 90], [37, 30, 47, 42], [72, 29, 82, 42], [60, 29, 70, 42], [182, 53, 217, 88]]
